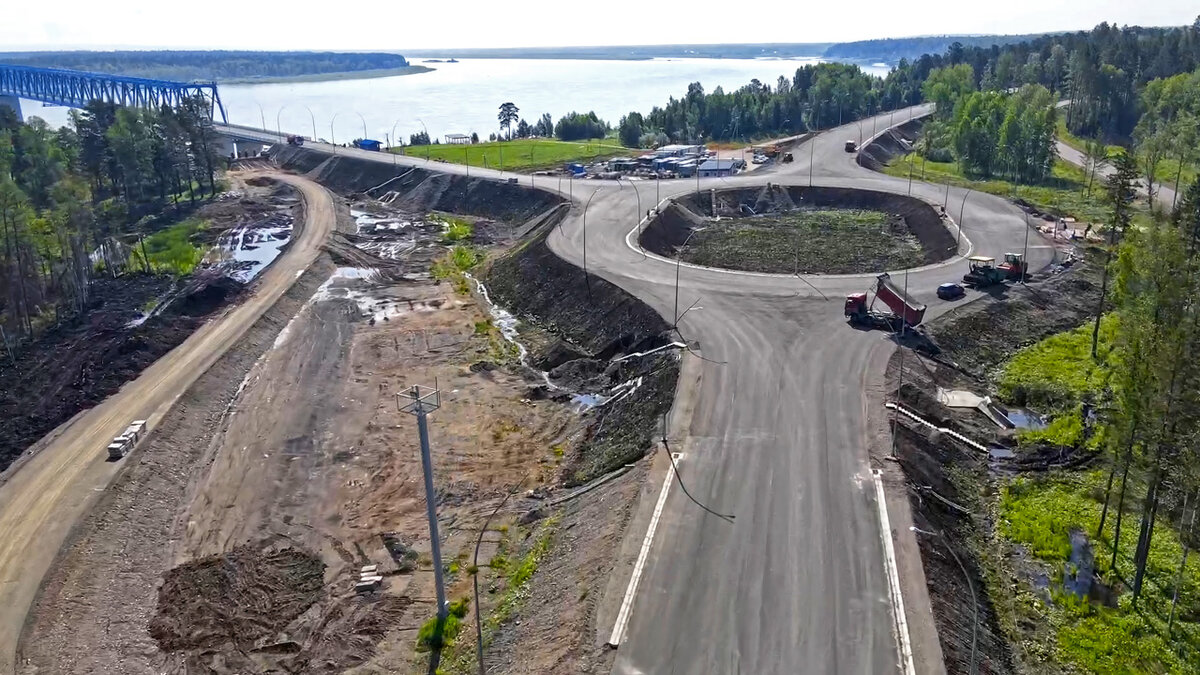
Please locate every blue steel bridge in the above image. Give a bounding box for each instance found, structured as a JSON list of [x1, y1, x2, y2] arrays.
[[0, 64, 227, 122]]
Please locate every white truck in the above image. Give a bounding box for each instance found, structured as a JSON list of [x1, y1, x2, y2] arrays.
[[106, 420, 147, 460]]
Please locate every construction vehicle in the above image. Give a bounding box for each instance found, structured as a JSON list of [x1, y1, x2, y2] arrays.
[[998, 252, 1028, 281], [286, 134, 305, 146], [106, 420, 147, 460], [781, 152, 794, 163], [845, 273, 927, 330], [963, 253, 1028, 287]]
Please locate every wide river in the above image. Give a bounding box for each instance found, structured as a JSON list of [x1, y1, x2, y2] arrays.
[[21, 57, 888, 142]]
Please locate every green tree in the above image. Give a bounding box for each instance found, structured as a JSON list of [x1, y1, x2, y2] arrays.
[[921, 64, 975, 118], [618, 112, 644, 147], [497, 102, 519, 140]]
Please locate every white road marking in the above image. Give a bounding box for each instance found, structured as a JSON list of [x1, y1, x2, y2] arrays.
[[874, 468, 917, 675], [608, 451, 682, 647]]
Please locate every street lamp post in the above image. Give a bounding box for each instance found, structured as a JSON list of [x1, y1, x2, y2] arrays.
[[623, 178, 642, 249], [303, 105, 317, 142], [330, 112, 341, 154], [957, 188, 973, 253], [275, 105, 287, 139], [252, 101, 266, 132], [674, 228, 704, 328], [356, 112, 368, 140], [416, 118, 430, 162]]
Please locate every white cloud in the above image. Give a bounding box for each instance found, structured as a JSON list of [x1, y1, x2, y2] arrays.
[[0, 0, 1195, 51]]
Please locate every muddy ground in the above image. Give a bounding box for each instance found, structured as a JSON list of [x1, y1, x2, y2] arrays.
[[884, 254, 1104, 674], [642, 183, 956, 273], [22, 164, 678, 675], [0, 179, 299, 475]]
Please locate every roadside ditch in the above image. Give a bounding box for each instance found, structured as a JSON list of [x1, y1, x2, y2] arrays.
[[885, 254, 1105, 674]]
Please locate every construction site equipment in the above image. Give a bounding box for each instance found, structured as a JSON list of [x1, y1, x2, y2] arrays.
[[998, 252, 1027, 281], [845, 273, 927, 330], [286, 134, 305, 146], [106, 420, 146, 460], [962, 256, 1006, 287], [963, 253, 1027, 287]]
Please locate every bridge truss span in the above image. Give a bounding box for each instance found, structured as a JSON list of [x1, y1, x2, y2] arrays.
[[0, 64, 227, 122]]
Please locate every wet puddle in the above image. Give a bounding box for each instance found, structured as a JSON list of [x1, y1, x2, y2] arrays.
[[211, 214, 293, 282], [1005, 409, 1047, 430]]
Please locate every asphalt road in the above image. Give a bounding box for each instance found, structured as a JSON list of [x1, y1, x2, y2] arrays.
[[223, 109, 1055, 673], [535, 110, 1056, 674], [0, 110, 1046, 675], [0, 172, 337, 675]]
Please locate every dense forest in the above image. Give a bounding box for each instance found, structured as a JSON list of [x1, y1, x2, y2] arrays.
[[0, 50, 412, 81], [610, 20, 1200, 153], [0, 99, 220, 339], [822, 33, 1045, 62]]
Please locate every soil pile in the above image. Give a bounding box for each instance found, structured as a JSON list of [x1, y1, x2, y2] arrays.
[[856, 118, 925, 172], [149, 545, 325, 652]]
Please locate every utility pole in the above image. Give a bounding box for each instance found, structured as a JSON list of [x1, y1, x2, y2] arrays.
[[1021, 211, 1031, 284], [957, 189, 972, 254], [398, 385, 448, 624]]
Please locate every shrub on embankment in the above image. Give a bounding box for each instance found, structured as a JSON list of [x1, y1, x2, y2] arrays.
[[271, 146, 562, 223]]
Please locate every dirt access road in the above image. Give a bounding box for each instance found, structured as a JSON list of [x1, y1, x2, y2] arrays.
[[0, 171, 336, 675]]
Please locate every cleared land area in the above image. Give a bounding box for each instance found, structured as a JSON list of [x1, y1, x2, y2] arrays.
[[0, 170, 335, 675], [394, 138, 630, 172], [18, 150, 680, 674], [679, 208, 923, 274]]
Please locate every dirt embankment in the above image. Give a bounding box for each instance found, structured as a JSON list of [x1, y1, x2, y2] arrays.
[[856, 118, 925, 172], [886, 258, 1104, 674], [272, 146, 563, 223], [483, 224, 679, 484], [642, 183, 956, 271]]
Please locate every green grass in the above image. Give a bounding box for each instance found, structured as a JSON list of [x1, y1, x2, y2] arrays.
[[129, 217, 209, 275], [394, 138, 632, 172], [997, 315, 1116, 411], [884, 155, 1116, 225], [416, 597, 471, 652], [1055, 119, 1123, 157], [1000, 472, 1200, 673], [1017, 406, 1086, 449], [680, 209, 923, 274], [431, 245, 480, 295], [437, 215, 474, 243]]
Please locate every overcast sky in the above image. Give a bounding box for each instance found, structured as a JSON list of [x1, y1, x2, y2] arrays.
[[2, 0, 1196, 51]]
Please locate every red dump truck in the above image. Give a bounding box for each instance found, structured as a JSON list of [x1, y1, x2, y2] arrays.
[[844, 273, 927, 331]]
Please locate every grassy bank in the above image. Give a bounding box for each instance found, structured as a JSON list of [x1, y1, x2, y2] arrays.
[[680, 209, 922, 274], [883, 155, 1115, 225], [394, 138, 631, 172], [129, 218, 209, 275], [1000, 472, 1200, 673]]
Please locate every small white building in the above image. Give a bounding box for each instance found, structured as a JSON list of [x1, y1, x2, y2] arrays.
[[655, 144, 703, 158], [445, 133, 472, 145]]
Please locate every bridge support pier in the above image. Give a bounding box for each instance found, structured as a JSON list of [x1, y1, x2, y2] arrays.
[[0, 95, 22, 122]]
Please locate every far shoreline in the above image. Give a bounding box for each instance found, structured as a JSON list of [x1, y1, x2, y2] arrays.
[[222, 65, 434, 85]]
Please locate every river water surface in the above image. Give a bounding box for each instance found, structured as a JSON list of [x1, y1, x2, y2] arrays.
[[22, 57, 888, 141]]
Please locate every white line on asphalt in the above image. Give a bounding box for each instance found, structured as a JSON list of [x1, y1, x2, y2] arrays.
[[608, 451, 682, 647], [874, 468, 917, 675]]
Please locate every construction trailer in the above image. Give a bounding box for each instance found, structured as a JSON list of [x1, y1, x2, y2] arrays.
[[845, 273, 927, 331]]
